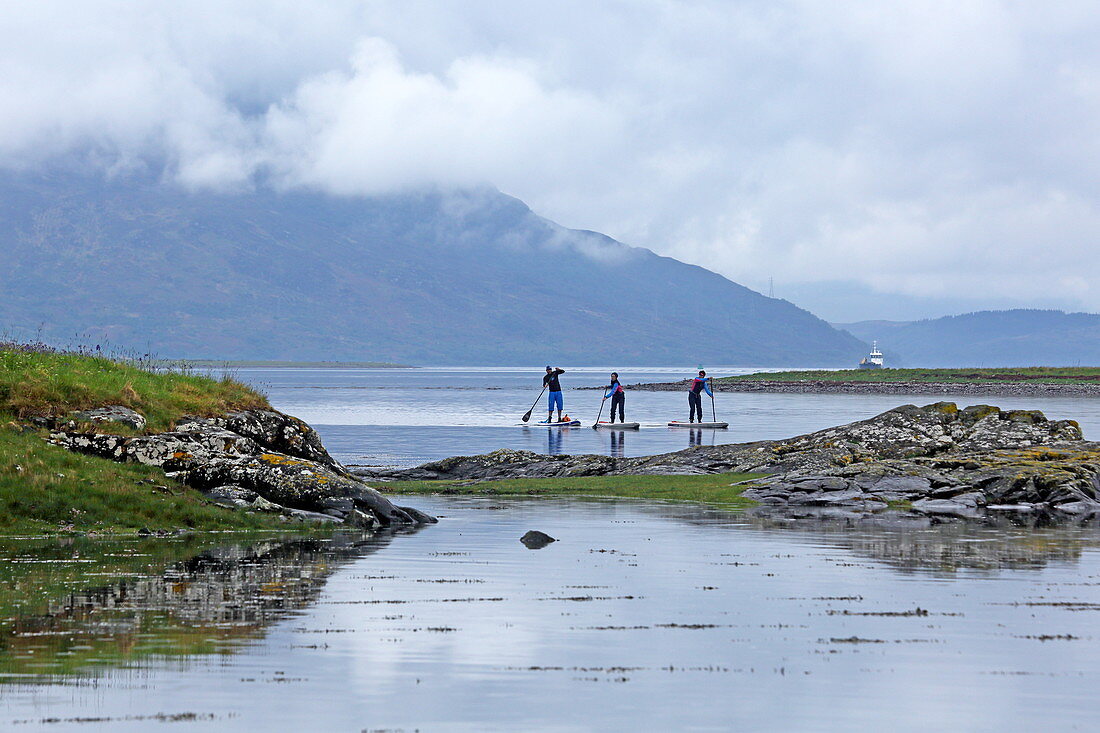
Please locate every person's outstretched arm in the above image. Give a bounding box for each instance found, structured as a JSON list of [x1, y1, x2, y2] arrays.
[[703, 377, 713, 397]]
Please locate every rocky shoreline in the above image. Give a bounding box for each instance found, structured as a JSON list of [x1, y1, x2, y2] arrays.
[[45, 407, 435, 529], [621, 378, 1100, 397], [358, 402, 1100, 522]]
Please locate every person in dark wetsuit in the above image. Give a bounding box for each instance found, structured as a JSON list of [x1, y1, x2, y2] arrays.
[[688, 369, 712, 423], [543, 366, 565, 423], [604, 372, 625, 423]]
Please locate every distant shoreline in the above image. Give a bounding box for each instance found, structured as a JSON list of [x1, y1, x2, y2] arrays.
[[163, 360, 416, 369], [625, 378, 1100, 397]]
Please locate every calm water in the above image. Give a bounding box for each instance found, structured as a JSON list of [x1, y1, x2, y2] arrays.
[[4, 367, 1100, 729], [227, 366, 1100, 467], [3, 498, 1100, 731]]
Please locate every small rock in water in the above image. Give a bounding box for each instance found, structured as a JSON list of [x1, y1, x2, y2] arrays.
[[520, 530, 556, 549]]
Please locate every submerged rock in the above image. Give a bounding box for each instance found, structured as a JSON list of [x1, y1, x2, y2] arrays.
[[520, 530, 557, 549], [49, 408, 434, 528]]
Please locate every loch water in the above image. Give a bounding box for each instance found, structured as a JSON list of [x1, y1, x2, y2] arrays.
[[228, 365, 1100, 466], [4, 366, 1100, 731], [3, 498, 1100, 731]]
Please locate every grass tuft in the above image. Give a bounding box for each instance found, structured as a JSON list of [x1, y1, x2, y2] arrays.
[[0, 347, 268, 432], [378, 472, 767, 506]]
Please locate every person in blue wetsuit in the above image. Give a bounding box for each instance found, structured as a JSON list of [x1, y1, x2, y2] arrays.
[[688, 369, 712, 423], [543, 366, 565, 423], [604, 372, 625, 423]]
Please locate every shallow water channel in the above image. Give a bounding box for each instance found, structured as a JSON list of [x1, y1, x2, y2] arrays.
[[4, 496, 1100, 731]]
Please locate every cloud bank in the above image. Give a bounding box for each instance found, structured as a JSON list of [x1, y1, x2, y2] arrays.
[[3, 0, 1099, 318]]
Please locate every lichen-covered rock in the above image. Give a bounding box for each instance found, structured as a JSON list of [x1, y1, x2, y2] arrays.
[[366, 448, 620, 481], [175, 452, 422, 527], [204, 484, 259, 507], [70, 405, 147, 431], [176, 410, 340, 469], [49, 408, 433, 527]]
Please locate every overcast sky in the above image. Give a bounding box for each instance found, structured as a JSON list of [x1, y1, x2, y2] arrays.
[[3, 0, 1098, 321]]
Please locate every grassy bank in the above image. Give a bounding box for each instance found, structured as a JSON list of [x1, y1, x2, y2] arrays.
[[1, 346, 268, 431], [0, 344, 293, 534], [720, 367, 1100, 385], [378, 472, 765, 506], [0, 421, 294, 533]]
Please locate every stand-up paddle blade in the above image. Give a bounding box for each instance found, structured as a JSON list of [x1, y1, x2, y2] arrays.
[[522, 386, 548, 423], [592, 396, 606, 428]]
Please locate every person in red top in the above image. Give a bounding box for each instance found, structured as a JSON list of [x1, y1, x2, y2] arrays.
[[604, 372, 625, 423], [688, 370, 712, 423]]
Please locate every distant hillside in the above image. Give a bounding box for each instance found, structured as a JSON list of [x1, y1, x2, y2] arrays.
[[0, 170, 865, 365], [835, 310, 1100, 367]]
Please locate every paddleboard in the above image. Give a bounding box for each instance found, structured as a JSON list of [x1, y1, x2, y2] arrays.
[[594, 421, 640, 430], [525, 420, 581, 427], [667, 421, 729, 428]]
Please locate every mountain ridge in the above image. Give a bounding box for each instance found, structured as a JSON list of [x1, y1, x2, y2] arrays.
[[835, 309, 1100, 367], [0, 170, 866, 365]]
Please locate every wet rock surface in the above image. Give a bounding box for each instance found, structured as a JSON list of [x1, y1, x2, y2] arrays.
[[358, 403, 1094, 522], [48, 409, 434, 528]]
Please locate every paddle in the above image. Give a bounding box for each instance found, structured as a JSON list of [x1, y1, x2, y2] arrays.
[[710, 377, 717, 422], [592, 395, 606, 429], [521, 385, 548, 423]]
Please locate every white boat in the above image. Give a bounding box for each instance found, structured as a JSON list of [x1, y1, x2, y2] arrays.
[[858, 340, 884, 369]]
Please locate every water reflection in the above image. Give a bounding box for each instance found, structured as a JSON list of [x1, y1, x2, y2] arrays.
[[0, 533, 407, 679], [547, 427, 565, 454], [609, 429, 626, 457], [5, 499, 1100, 731], [636, 501, 1100, 573]]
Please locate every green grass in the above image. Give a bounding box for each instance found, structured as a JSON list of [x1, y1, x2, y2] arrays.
[[0, 348, 268, 432], [721, 367, 1100, 385], [0, 415, 297, 534], [378, 472, 766, 506]]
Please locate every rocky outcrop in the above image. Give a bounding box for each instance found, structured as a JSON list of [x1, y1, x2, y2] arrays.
[[177, 410, 339, 468], [49, 409, 434, 528], [70, 405, 147, 431], [358, 402, 1092, 520], [739, 442, 1100, 518], [360, 403, 1081, 481]]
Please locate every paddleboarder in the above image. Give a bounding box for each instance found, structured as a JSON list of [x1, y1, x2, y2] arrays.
[[604, 372, 626, 423], [688, 370, 712, 423], [542, 366, 566, 423]]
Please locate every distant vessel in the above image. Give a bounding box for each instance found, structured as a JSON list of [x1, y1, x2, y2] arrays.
[[858, 341, 884, 369]]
